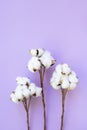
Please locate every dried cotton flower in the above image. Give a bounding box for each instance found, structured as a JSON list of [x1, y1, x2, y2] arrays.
[[10, 76, 42, 130], [50, 64, 78, 90], [28, 48, 56, 130], [29, 48, 44, 57], [50, 63, 79, 130], [28, 49, 56, 72], [27, 57, 41, 72], [10, 77, 42, 103]]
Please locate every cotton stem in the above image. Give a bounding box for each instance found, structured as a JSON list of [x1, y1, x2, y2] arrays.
[[60, 89, 67, 130], [23, 97, 31, 130], [39, 66, 46, 130]]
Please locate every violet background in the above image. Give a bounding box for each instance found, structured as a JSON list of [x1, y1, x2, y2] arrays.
[[0, 0, 87, 130]]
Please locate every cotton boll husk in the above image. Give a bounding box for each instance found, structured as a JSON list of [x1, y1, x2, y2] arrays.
[[29, 83, 36, 95], [69, 83, 77, 90], [35, 87, 42, 97], [61, 80, 70, 89], [51, 59, 56, 66], [62, 64, 71, 74], [10, 93, 19, 103], [69, 73, 78, 83], [27, 57, 41, 72]]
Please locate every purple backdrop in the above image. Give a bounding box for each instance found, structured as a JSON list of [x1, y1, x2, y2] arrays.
[[0, 0, 87, 130]]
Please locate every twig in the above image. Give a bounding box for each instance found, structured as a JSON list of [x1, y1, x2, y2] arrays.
[[28, 97, 31, 110], [39, 67, 46, 130], [60, 89, 68, 130], [26, 106, 30, 130], [22, 97, 31, 130]]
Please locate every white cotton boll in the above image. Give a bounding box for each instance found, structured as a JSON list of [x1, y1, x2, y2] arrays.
[[62, 64, 71, 74], [69, 73, 78, 83], [16, 77, 23, 85], [44, 58, 52, 68], [69, 83, 77, 90], [61, 75, 69, 82], [29, 49, 37, 56], [55, 64, 62, 73], [16, 85, 30, 98], [51, 71, 58, 79], [37, 48, 44, 57], [35, 87, 42, 97], [61, 80, 70, 89], [16, 85, 27, 92], [23, 89, 30, 98], [51, 75, 61, 86], [10, 93, 19, 103], [50, 70, 61, 89], [52, 71, 56, 78], [15, 90, 23, 100], [50, 63, 79, 91], [40, 51, 55, 69], [55, 71, 62, 79], [40, 56, 51, 69], [29, 83, 36, 95], [15, 85, 22, 91], [71, 71, 76, 76], [29, 48, 44, 57], [21, 85, 28, 90], [50, 76, 55, 84], [22, 77, 30, 85], [16, 77, 30, 85], [50, 80, 60, 90], [27, 57, 41, 72], [43, 51, 51, 57]]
